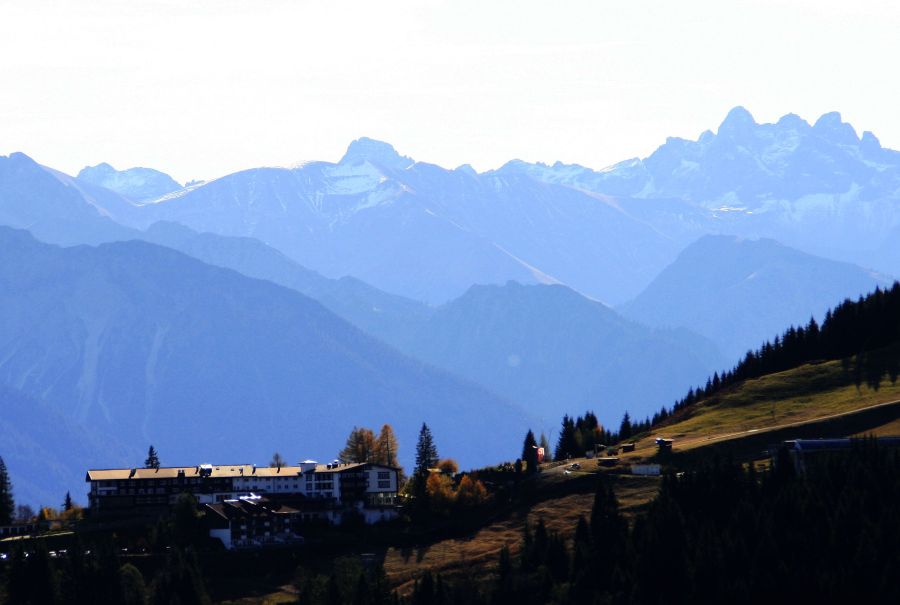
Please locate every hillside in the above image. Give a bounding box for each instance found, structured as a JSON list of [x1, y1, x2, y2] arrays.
[[621, 235, 891, 359], [0, 227, 533, 502], [631, 346, 900, 460], [381, 344, 900, 598]]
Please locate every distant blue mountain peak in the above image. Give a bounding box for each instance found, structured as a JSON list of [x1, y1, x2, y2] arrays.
[[340, 137, 414, 171]]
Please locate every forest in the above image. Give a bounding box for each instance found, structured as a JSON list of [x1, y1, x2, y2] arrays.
[[404, 440, 900, 604]]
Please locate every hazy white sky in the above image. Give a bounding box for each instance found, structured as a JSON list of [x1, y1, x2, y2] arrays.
[[0, 0, 897, 183]]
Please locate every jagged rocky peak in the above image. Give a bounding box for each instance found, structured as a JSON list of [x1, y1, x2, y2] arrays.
[[775, 112, 810, 131], [860, 130, 882, 151], [77, 162, 182, 201], [339, 137, 414, 171], [77, 162, 115, 179], [813, 111, 859, 145], [717, 105, 757, 136]]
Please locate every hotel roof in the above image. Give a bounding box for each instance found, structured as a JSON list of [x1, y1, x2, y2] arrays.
[[85, 461, 395, 481]]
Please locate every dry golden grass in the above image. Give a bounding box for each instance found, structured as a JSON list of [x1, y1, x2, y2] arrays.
[[383, 474, 660, 594], [217, 590, 297, 605], [619, 359, 900, 461]]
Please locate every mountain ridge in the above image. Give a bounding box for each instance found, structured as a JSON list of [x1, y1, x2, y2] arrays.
[[621, 235, 892, 359], [0, 227, 533, 482]]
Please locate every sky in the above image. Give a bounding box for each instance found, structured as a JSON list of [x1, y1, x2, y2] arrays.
[[0, 0, 898, 184]]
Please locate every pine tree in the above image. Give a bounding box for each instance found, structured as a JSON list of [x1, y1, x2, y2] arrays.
[[619, 412, 633, 441], [63, 491, 73, 512], [522, 430, 539, 474], [555, 415, 577, 460], [144, 445, 160, 469], [412, 423, 439, 509], [0, 456, 14, 525], [414, 423, 439, 476]]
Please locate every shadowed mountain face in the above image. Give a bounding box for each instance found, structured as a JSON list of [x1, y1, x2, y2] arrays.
[[136, 221, 434, 340], [378, 282, 723, 427], [132, 223, 723, 426], [620, 235, 892, 360], [0, 384, 132, 509], [0, 228, 532, 489], [77, 162, 182, 202]]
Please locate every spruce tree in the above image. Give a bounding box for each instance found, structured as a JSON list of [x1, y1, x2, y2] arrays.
[[619, 412, 633, 441], [414, 423, 439, 476], [522, 430, 539, 474], [555, 415, 577, 460], [144, 445, 160, 469], [412, 423, 439, 508], [0, 456, 14, 525], [63, 491, 73, 512]]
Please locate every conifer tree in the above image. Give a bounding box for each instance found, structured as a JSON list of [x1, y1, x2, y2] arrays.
[[63, 491, 73, 512], [522, 429, 539, 474], [0, 456, 14, 525], [619, 412, 633, 440], [555, 415, 577, 460], [414, 423, 439, 476], [411, 423, 439, 508], [144, 445, 160, 469]]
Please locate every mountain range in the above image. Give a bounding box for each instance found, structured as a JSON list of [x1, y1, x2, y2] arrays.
[[504, 107, 900, 278], [0, 105, 897, 505], [0, 227, 531, 478]]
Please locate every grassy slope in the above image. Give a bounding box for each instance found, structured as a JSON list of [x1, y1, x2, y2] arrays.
[[628, 345, 900, 458]]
